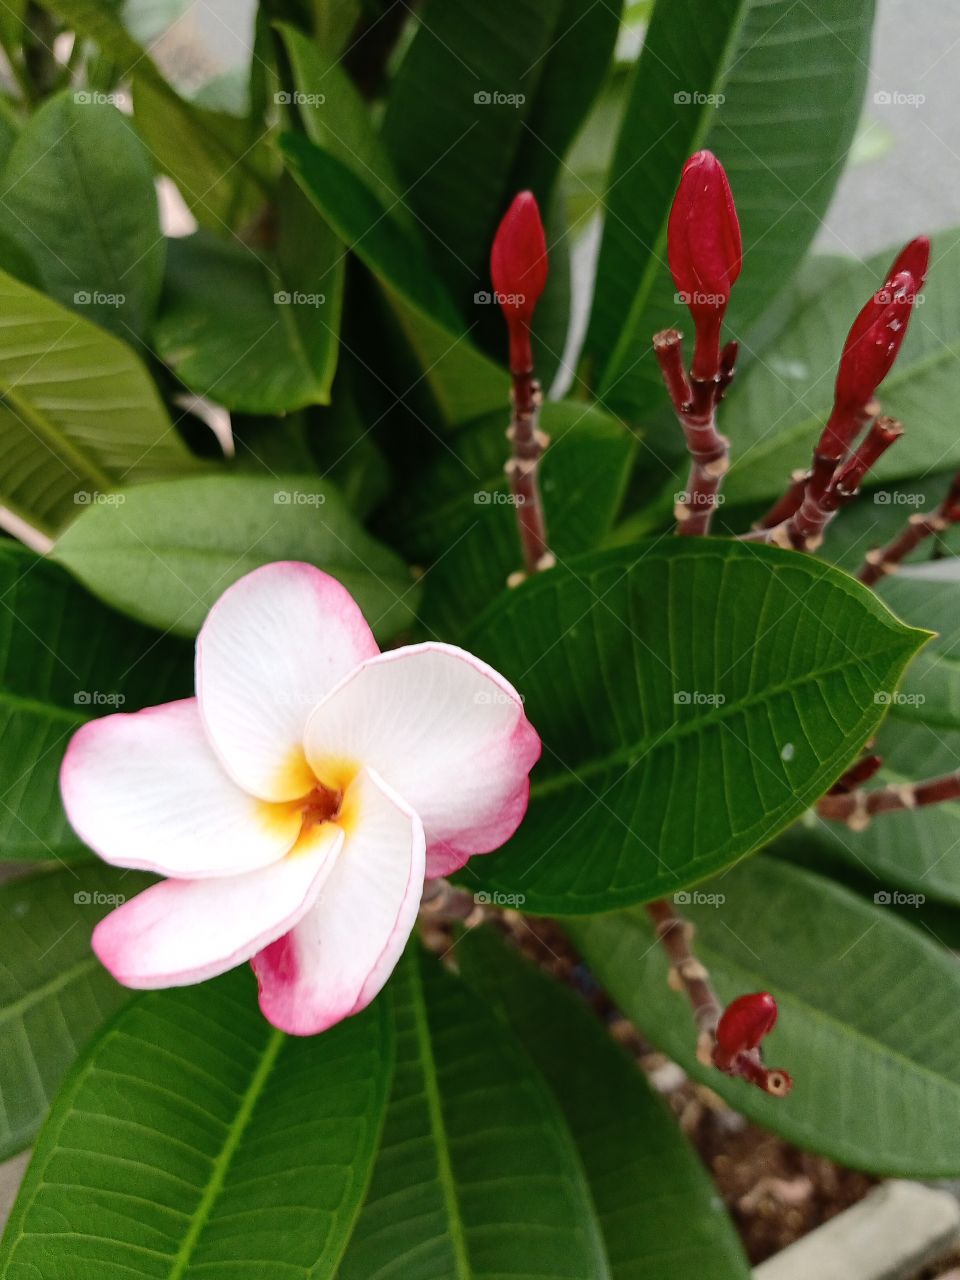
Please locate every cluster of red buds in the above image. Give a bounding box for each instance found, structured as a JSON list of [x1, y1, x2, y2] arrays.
[[757, 236, 929, 541], [712, 992, 793, 1096]]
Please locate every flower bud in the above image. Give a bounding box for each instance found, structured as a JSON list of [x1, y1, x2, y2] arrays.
[[491, 191, 548, 373], [885, 235, 929, 293], [832, 270, 917, 423], [714, 991, 777, 1067], [667, 151, 742, 381]]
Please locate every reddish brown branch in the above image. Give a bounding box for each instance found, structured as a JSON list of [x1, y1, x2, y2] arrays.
[[504, 366, 554, 582], [858, 471, 960, 586], [818, 769, 960, 829], [646, 898, 722, 1065], [654, 329, 731, 537]]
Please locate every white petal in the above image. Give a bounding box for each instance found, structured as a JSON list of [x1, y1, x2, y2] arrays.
[[60, 699, 302, 878], [303, 643, 540, 877], [196, 562, 379, 801], [253, 768, 425, 1035], [92, 823, 343, 989]]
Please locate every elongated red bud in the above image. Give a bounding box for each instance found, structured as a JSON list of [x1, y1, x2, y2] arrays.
[[491, 191, 548, 373], [668, 151, 742, 381]]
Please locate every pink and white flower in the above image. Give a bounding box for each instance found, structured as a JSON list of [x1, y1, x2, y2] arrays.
[[60, 562, 540, 1035]]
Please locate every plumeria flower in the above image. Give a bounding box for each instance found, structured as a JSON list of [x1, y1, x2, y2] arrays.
[[60, 563, 540, 1035]]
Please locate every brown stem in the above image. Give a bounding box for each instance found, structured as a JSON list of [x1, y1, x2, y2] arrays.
[[504, 367, 553, 581], [858, 471, 960, 586], [646, 899, 722, 1065], [745, 417, 903, 552], [654, 329, 731, 538], [818, 769, 960, 830], [419, 878, 487, 925]]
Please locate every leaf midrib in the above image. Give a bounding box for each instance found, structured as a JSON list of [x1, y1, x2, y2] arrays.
[[167, 1026, 285, 1280], [409, 958, 472, 1280], [530, 641, 913, 798], [0, 956, 100, 1029]]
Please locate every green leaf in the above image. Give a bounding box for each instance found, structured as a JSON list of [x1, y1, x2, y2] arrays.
[[0, 864, 150, 1159], [457, 929, 751, 1280], [779, 560, 960, 904], [588, 0, 874, 418], [818, 471, 960, 574], [391, 401, 635, 638], [0, 544, 193, 859], [0, 969, 393, 1277], [380, 0, 565, 301], [0, 91, 164, 342], [153, 186, 344, 414], [725, 234, 960, 505], [0, 267, 197, 536], [462, 538, 926, 913], [35, 0, 269, 231], [52, 473, 420, 640], [571, 855, 960, 1177], [281, 131, 507, 424], [337, 945, 611, 1279]]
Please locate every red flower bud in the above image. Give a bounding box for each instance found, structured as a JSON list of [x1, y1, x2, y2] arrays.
[[715, 991, 777, 1062], [491, 191, 548, 373], [832, 269, 917, 418], [884, 235, 929, 293], [667, 151, 742, 381]]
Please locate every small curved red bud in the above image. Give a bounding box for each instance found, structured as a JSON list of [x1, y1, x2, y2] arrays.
[[715, 991, 778, 1059], [667, 151, 742, 381], [491, 191, 548, 373]]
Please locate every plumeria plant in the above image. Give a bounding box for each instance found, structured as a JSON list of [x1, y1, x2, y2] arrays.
[[1, 2, 960, 1277]]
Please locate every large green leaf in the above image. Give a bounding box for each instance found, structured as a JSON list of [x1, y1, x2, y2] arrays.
[[337, 946, 611, 1280], [53, 473, 420, 640], [571, 856, 960, 1176], [153, 185, 344, 413], [588, 0, 874, 418], [0, 268, 196, 535], [280, 132, 508, 424], [0, 969, 393, 1277], [0, 864, 150, 1159], [461, 539, 926, 913], [380, 0, 565, 302], [388, 400, 635, 637], [0, 543, 193, 859], [0, 92, 164, 342], [780, 560, 960, 903], [458, 929, 751, 1280], [725, 234, 960, 505]]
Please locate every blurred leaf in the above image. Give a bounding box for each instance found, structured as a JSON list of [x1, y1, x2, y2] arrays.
[[0, 544, 193, 860], [506, 0, 623, 202], [725, 234, 960, 505], [380, 0, 565, 303], [0, 91, 164, 342], [818, 471, 960, 574], [588, 0, 874, 419], [281, 131, 508, 423], [571, 856, 960, 1176], [458, 929, 751, 1280], [0, 268, 196, 535], [35, 0, 269, 230], [53, 473, 420, 640], [462, 539, 926, 913], [337, 946, 611, 1279], [391, 401, 635, 638], [0, 865, 151, 1159], [154, 184, 344, 413], [0, 969, 393, 1278]]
